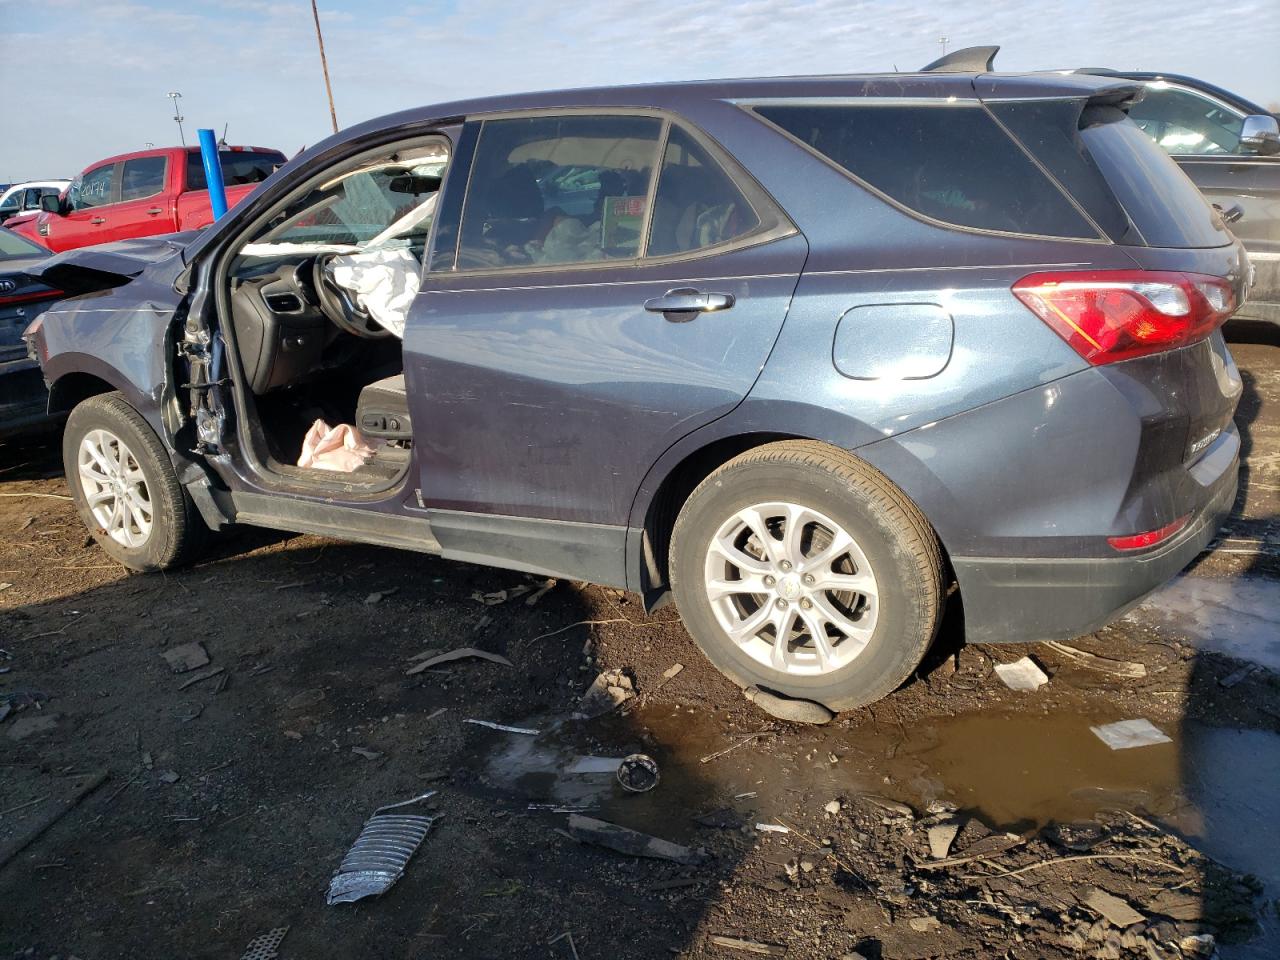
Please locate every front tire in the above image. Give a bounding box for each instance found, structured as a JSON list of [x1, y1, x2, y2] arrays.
[[63, 393, 206, 572], [670, 441, 943, 711]]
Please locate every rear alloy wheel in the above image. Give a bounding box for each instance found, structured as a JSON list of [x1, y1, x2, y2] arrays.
[[63, 392, 206, 572], [671, 441, 943, 711], [704, 501, 878, 677]]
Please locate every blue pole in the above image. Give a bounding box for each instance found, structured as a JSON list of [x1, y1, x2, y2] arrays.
[[197, 128, 228, 220]]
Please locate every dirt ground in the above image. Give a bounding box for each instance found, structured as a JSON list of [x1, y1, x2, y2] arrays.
[[1, 328, 1277, 960]]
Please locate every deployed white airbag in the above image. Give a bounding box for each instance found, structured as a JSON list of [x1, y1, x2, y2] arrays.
[[328, 245, 419, 339]]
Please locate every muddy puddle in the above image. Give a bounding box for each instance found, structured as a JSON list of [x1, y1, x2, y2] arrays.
[[1133, 573, 1280, 671], [471, 703, 1280, 956]]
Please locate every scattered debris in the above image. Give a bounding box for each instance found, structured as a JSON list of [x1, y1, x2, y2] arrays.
[[160, 641, 210, 674], [0, 770, 108, 871], [1219, 664, 1258, 688], [993, 656, 1049, 691], [908, 916, 941, 933], [743, 686, 833, 724], [616, 753, 660, 793], [701, 730, 772, 764], [405, 646, 512, 675], [566, 814, 704, 865], [351, 746, 383, 761], [1044, 821, 1106, 852], [158, 770, 180, 784], [363, 587, 399, 605], [525, 579, 556, 606], [177, 665, 225, 691], [239, 926, 289, 960], [928, 822, 961, 860], [326, 791, 439, 905], [823, 800, 842, 817], [1083, 887, 1146, 927], [0, 582, 12, 592], [1145, 889, 1202, 921], [283, 730, 303, 741], [861, 796, 914, 819], [575, 670, 634, 718], [755, 823, 790, 834], [1090, 718, 1172, 750], [708, 934, 786, 956], [565, 756, 623, 774], [464, 719, 540, 735], [471, 585, 531, 605], [285, 688, 325, 710], [5, 713, 60, 741], [1045, 641, 1147, 678], [1179, 933, 1216, 956], [547, 929, 581, 960]]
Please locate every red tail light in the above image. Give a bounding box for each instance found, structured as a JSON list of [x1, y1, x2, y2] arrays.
[[0, 287, 64, 307], [1107, 514, 1190, 552], [1013, 270, 1236, 365]]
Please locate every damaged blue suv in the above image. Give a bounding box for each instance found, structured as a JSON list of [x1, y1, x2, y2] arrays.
[[25, 69, 1247, 709]]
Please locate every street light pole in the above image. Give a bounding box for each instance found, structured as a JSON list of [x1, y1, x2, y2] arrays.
[[310, 0, 339, 135], [937, 35, 949, 57], [167, 92, 185, 146]]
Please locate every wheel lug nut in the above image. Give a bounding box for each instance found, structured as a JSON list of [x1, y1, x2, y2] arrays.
[[779, 560, 792, 571], [774, 598, 788, 609], [803, 574, 815, 586], [763, 575, 775, 588], [800, 598, 813, 610]]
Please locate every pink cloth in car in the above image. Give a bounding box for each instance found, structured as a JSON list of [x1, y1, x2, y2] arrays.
[[297, 419, 381, 473]]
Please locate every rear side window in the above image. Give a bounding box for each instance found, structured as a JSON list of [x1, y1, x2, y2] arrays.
[[1079, 107, 1229, 248], [754, 103, 1098, 239], [648, 125, 760, 256], [457, 115, 663, 270], [120, 156, 166, 202], [186, 150, 284, 191]]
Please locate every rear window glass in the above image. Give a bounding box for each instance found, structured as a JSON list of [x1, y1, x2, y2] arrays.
[[186, 151, 284, 191], [755, 103, 1097, 239], [1079, 108, 1229, 248]]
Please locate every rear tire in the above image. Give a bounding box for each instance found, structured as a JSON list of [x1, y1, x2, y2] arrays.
[[670, 440, 943, 711], [63, 392, 206, 572]]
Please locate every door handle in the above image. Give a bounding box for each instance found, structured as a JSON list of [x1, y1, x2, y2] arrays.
[[643, 287, 735, 322], [90, 217, 106, 225], [146, 207, 163, 216]]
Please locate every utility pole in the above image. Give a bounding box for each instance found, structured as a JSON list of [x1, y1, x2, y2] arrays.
[[168, 91, 185, 146], [310, 0, 339, 134], [937, 35, 949, 57]]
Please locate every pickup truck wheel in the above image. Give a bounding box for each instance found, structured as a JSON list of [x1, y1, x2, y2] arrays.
[[63, 393, 205, 572], [669, 440, 943, 712]]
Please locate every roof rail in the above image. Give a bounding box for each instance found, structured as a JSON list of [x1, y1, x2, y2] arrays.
[[920, 45, 1000, 73]]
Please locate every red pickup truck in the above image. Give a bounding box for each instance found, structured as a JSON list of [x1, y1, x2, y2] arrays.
[[9, 145, 286, 253]]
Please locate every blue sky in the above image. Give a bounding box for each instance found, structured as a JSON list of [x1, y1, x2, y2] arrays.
[[1, 0, 1277, 181]]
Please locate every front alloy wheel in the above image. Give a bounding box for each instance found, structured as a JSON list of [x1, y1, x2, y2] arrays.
[[77, 428, 154, 548]]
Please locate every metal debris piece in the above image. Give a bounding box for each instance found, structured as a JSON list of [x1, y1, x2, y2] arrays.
[[464, 718, 540, 735], [1091, 719, 1172, 750], [1044, 641, 1146, 678], [177, 665, 225, 691], [755, 823, 790, 834], [993, 656, 1049, 691], [161, 641, 210, 674], [565, 756, 624, 774], [239, 926, 289, 960], [1083, 887, 1145, 927], [708, 934, 787, 956], [617, 753, 660, 793], [566, 814, 704, 864], [405, 647, 513, 676], [743, 686, 833, 724], [326, 791, 439, 905]]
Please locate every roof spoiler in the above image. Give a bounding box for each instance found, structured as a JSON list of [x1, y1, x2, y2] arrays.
[[920, 45, 1000, 73]]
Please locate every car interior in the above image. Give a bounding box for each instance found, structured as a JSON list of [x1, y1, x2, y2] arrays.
[[223, 140, 449, 488]]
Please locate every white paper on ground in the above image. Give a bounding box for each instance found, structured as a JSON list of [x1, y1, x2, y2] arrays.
[[994, 656, 1049, 691], [1091, 718, 1173, 750]]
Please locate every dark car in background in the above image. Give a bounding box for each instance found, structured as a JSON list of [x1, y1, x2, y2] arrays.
[[0, 227, 65, 439], [24, 68, 1247, 711]]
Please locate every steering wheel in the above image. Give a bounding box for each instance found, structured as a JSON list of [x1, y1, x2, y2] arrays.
[[312, 253, 395, 339]]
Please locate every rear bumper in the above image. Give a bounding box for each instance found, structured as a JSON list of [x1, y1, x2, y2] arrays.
[[952, 428, 1238, 644], [0, 360, 58, 440]]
